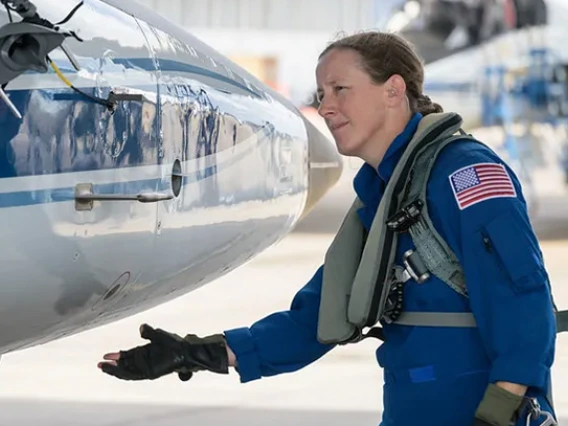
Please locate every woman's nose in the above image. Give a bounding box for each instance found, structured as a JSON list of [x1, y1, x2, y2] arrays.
[[317, 96, 337, 118]]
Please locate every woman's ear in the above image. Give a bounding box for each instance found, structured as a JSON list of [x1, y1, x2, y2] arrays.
[[384, 74, 407, 107]]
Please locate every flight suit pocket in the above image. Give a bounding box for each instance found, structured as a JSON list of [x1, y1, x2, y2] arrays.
[[479, 208, 546, 294], [383, 367, 488, 426]]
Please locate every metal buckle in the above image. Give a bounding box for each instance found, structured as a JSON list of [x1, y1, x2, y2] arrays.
[[402, 250, 430, 284], [394, 264, 412, 283], [524, 398, 557, 426]]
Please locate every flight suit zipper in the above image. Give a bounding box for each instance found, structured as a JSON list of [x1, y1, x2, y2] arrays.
[[480, 230, 509, 279]]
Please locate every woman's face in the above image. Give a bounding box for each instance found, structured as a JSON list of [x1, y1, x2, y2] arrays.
[[316, 48, 389, 159]]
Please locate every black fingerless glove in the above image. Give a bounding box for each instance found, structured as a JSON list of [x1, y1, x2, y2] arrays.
[[473, 384, 524, 426], [100, 323, 229, 381]]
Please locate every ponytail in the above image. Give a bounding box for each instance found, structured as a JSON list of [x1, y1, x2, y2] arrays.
[[415, 94, 443, 115]]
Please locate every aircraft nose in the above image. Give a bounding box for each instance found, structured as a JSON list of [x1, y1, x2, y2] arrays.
[[300, 112, 343, 219]]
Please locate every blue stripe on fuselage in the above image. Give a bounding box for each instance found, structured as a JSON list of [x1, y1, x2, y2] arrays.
[[0, 138, 254, 209], [0, 177, 164, 209], [22, 57, 261, 98], [114, 58, 260, 97]]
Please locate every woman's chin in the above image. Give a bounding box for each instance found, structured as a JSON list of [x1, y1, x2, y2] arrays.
[[335, 139, 360, 157]]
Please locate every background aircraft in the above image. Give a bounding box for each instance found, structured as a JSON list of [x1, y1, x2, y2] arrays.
[[416, 0, 568, 212], [302, 0, 568, 214], [304, 0, 564, 130], [0, 0, 342, 356], [388, 0, 548, 64]]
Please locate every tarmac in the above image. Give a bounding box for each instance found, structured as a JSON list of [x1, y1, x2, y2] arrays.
[[1, 144, 568, 425]]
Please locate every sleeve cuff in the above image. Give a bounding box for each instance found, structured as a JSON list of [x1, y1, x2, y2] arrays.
[[489, 356, 548, 389], [223, 327, 263, 383]]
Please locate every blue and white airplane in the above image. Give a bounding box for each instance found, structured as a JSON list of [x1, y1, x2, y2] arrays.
[[0, 0, 343, 356]]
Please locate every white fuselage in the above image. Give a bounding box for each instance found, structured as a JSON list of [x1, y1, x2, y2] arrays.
[[0, 0, 342, 354]]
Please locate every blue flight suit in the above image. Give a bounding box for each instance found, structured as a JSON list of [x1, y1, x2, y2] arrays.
[[223, 112, 557, 426]]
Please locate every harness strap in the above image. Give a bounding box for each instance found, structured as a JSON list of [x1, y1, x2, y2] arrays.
[[393, 311, 477, 327], [400, 133, 477, 298], [386, 309, 568, 332], [358, 312, 477, 342], [555, 310, 568, 333]]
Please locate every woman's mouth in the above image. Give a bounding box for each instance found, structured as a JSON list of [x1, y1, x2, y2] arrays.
[[330, 122, 348, 132]]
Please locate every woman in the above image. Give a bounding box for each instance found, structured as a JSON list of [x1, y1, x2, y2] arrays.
[[97, 31, 557, 426]]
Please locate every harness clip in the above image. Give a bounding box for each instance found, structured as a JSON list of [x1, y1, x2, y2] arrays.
[[523, 398, 557, 426], [403, 249, 430, 284], [386, 199, 424, 233]]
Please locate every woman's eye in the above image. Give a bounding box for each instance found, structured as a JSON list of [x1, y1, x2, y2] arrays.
[[316, 86, 346, 102]]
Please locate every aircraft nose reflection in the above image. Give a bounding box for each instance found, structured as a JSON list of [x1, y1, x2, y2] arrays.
[[300, 114, 343, 219]]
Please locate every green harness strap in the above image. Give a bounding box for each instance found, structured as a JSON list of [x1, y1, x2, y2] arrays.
[[390, 127, 568, 334], [317, 111, 568, 338], [317, 112, 468, 345], [397, 131, 471, 298]]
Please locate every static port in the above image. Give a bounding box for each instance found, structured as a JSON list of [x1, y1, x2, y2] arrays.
[[103, 283, 121, 300], [172, 159, 182, 197]]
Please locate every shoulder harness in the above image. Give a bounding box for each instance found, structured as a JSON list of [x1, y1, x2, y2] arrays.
[[317, 112, 568, 345]]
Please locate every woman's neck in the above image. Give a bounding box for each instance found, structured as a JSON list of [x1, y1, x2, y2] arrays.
[[363, 109, 413, 170]]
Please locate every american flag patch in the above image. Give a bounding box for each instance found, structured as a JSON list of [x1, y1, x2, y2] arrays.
[[449, 163, 517, 210]]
